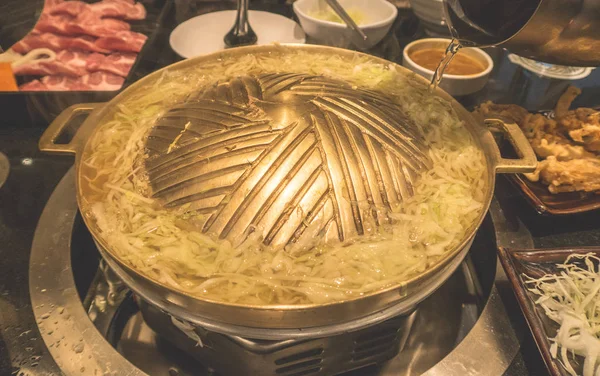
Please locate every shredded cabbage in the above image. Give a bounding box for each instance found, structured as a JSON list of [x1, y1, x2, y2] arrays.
[[81, 48, 487, 305], [526, 253, 600, 376], [309, 7, 367, 25]]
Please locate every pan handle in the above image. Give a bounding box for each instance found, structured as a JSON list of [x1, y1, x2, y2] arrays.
[[39, 103, 103, 155], [484, 117, 537, 174]]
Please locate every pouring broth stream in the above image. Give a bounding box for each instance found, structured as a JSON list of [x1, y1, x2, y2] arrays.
[[428, 38, 462, 91]]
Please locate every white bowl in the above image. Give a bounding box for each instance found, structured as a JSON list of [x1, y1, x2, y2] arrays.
[[408, 0, 447, 34], [293, 0, 397, 49], [170, 11, 306, 58], [402, 38, 493, 96]]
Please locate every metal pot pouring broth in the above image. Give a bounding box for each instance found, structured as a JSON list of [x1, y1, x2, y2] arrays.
[[443, 0, 600, 67]]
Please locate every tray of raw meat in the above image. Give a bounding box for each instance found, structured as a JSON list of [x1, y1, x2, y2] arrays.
[[0, 0, 150, 91]]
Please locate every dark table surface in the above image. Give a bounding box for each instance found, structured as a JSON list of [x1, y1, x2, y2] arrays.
[[1, 1, 599, 375]]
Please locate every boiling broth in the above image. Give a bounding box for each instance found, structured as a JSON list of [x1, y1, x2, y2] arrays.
[[412, 47, 485, 75]]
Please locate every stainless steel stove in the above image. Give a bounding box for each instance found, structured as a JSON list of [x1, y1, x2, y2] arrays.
[[29, 167, 521, 376]]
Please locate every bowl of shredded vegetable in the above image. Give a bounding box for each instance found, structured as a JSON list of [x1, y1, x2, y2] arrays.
[[293, 0, 397, 49], [38, 44, 536, 334]]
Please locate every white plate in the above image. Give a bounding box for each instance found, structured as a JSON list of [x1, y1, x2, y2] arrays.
[[170, 10, 306, 58]]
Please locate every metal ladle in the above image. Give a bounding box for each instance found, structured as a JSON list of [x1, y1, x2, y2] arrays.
[[224, 0, 258, 48]]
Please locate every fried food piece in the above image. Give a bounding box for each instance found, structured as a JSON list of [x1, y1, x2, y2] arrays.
[[474, 101, 595, 160], [531, 135, 596, 160], [473, 92, 600, 195], [524, 114, 596, 160], [557, 108, 600, 152], [554, 86, 582, 118], [525, 156, 600, 193], [520, 112, 557, 139], [553, 86, 600, 152], [559, 107, 600, 131], [569, 125, 600, 152], [473, 101, 530, 125]]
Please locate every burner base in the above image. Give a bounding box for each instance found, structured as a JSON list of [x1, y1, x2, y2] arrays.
[[139, 298, 415, 376]]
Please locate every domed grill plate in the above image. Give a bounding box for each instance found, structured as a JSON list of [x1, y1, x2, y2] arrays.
[[144, 73, 431, 250]]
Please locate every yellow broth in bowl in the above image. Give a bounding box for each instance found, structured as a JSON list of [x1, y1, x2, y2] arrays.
[[409, 48, 486, 75]]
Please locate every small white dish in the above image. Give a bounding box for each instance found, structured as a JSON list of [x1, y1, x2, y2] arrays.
[[170, 11, 306, 58], [293, 0, 397, 49], [403, 38, 493, 97]]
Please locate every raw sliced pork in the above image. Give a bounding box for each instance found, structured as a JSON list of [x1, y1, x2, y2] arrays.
[[41, 75, 92, 90], [57, 50, 91, 71], [48, 1, 90, 17], [49, 0, 145, 21], [13, 49, 136, 79], [19, 80, 49, 91], [12, 59, 86, 77], [66, 12, 131, 37], [12, 33, 111, 54], [90, 0, 146, 20], [36, 9, 131, 38], [21, 72, 124, 91], [95, 31, 147, 52], [80, 72, 124, 90], [15, 0, 146, 92], [35, 13, 75, 35], [44, 0, 64, 9], [70, 35, 111, 53], [85, 52, 135, 77], [12, 32, 66, 53]]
